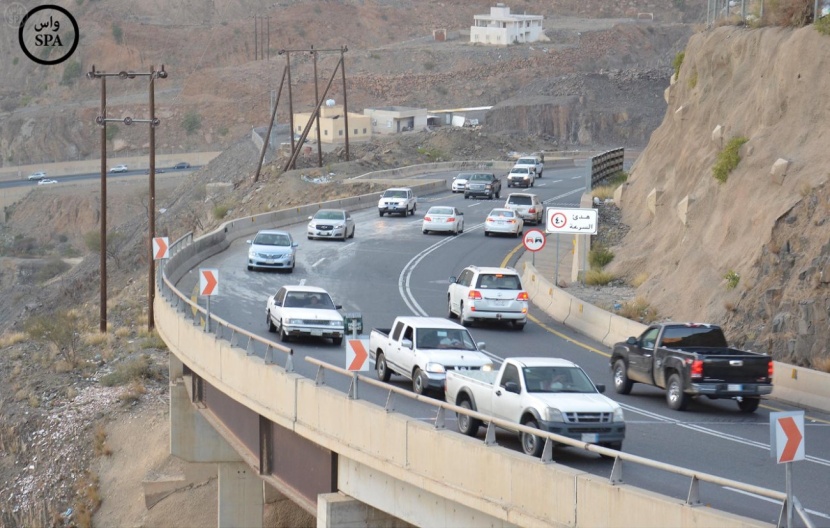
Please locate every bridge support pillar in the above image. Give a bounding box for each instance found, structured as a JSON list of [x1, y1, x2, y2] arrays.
[[218, 462, 263, 528], [169, 374, 240, 463], [317, 492, 413, 528]]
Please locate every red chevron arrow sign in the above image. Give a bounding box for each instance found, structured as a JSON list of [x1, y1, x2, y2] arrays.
[[770, 411, 805, 464], [346, 339, 370, 371], [152, 237, 169, 260], [199, 269, 219, 296]]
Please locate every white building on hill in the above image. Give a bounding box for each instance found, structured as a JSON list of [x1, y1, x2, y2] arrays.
[[470, 4, 545, 46]]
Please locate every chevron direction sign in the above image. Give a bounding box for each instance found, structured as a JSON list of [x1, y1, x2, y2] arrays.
[[199, 268, 219, 296], [346, 339, 370, 371], [770, 411, 805, 464], [152, 237, 169, 260]]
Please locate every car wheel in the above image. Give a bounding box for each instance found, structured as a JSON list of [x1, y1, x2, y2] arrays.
[[459, 302, 472, 327], [512, 321, 525, 330], [376, 352, 392, 382], [332, 336, 343, 346], [447, 296, 457, 319], [530, 180, 534, 187], [413, 203, 417, 213], [307, 235, 313, 240], [457, 398, 481, 436], [287, 264, 294, 274], [423, 230, 429, 235], [412, 367, 426, 395], [484, 231, 490, 237], [613, 359, 633, 395], [266, 313, 276, 333], [247, 265, 253, 271], [520, 418, 545, 457], [737, 397, 760, 413], [350, 226, 355, 238], [666, 373, 689, 411], [279, 321, 291, 343], [379, 210, 384, 217], [459, 224, 464, 233], [452, 226, 458, 236], [515, 230, 522, 238], [496, 191, 500, 199]]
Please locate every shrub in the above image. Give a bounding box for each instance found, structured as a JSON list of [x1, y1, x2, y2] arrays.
[[589, 244, 614, 269], [100, 354, 162, 387], [585, 269, 614, 285], [618, 297, 660, 323], [592, 184, 617, 201], [182, 111, 202, 135], [24, 311, 83, 366], [112, 23, 123, 44], [119, 379, 147, 404], [688, 69, 698, 89], [0, 332, 28, 348], [34, 258, 70, 283], [213, 204, 229, 220], [724, 270, 740, 289], [423, 60, 436, 71], [816, 14, 830, 35], [61, 60, 82, 86], [713, 136, 748, 183], [416, 146, 444, 161], [105, 123, 119, 141], [631, 272, 649, 288], [93, 423, 112, 457], [218, 125, 229, 136], [672, 51, 684, 79]]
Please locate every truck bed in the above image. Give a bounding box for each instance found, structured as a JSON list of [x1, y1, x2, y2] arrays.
[[662, 346, 765, 357], [448, 369, 498, 386], [371, 328, 391, 338]]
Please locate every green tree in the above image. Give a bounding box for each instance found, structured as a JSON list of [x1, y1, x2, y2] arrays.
[[112, 23, 123, 44], [182, 111, 202, 135]]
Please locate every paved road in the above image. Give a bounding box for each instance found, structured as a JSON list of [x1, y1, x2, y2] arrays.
[[175, 167, 830, 526]]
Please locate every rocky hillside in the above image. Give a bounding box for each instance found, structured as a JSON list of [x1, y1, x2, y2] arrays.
[[612, 25, 830, 367]]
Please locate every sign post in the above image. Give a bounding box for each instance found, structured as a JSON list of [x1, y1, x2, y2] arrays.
[[546, 207, 598, 284], [770, 411, 805, 527], [199, 268, 219, 332]]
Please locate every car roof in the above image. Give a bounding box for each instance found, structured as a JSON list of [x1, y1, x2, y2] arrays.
[[314, 208, 346, 214], [394, 316, 469, 330], [509, 357, 578, 368], [507, 192, 538, 198], [464, 265, 520, 276], [282, 285, 331, 294], [488, 208, 513, 214], [384, 187, 412, 191], [254, 229, 291, 236], [427, 206, 455, 212]]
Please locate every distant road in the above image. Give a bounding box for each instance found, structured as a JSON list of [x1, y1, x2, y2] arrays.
[[0, 166, 200, 191]]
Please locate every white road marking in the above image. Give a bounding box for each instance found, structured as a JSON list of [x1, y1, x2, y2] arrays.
[[312, 258, 326, 268], [724, 488, 830, 519], [551, 179, 562, 183]]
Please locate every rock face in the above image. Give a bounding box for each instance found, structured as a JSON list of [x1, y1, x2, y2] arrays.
[[611, 26, 830, 366]]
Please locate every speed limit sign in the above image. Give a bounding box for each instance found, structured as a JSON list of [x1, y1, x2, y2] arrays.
[[523, 229, 546, 252]]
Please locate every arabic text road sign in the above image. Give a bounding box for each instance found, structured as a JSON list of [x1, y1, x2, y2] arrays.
[[346, 338, 370, 371], [152, 237, 169, 260], [770, 411, 805, 463], [199, 268, 219, 296], [545, 207, 598, 235], [522, 229, 546, 252]]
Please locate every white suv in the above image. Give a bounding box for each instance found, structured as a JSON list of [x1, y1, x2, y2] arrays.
[[447, 266, 528, 330], [378, 187, 416, 217], [505, 193, 544, 225]]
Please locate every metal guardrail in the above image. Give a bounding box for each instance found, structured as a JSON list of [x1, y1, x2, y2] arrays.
[[589, 148, 625, 187], [305, 357, 813, 528], [155, 160, 812, 528]]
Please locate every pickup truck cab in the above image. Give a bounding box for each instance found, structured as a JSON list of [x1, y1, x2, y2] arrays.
[[611, 323, 773, 412], [514, 155, 543, 178], [446, 357, 625, 457], [369, 316, 494, 395], [378, 187, 416, 217]]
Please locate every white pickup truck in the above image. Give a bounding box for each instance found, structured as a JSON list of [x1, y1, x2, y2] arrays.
[[378, 187, 416, 217], [369, 316, 494, 395], [514, 155, 543, 178], [445, 357, 625, 457]]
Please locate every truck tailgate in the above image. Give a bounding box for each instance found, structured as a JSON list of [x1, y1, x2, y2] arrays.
[[701, 355, 770, 383]]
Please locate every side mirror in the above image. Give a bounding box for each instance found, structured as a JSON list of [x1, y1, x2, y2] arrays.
[[504, 381, 520, 394], [335, 304, 343, 310], [246, 240, 252, 244], [595, 384, 606, 393], [292, 242, 299, 248], [308, 215, 313, 220], [449, 276, 457, 284], [458, 211, 464, 215], [476, 341, 486, 350], [401, 338, 413, 349], [626, 336, 638, 345]]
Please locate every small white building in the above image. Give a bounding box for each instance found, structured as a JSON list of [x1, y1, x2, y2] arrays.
[[470, 4, 545, 46], [363, 106, 427, 135]]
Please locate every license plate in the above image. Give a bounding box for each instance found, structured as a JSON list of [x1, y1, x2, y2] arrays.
[[265, 259, 275, 264], [310, 329, 323, 336], [492, 300, 506, 307], [728, 384, 743, 391], [496, 221, 505, 225], [581, 433, 599, 443], [319, 232, 330, 236]]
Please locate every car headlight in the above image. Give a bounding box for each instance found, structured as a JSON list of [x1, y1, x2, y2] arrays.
[[334, 224, 345, 230], [613, 407, 625, 422], [287, 319, 303, 325], [329, 320, 343, 327], [248, 249, 256, 258], [481, 363, 494, 372], [543, 408, 564, 422], [424, 362, 446, 374]]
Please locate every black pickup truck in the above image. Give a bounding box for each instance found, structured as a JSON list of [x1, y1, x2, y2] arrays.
[[610, 323, 773, 412]]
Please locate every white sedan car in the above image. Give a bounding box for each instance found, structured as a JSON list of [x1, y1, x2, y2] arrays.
[[307, 209, 355, 241], [422, 206, 464, 235], [27, 171, 47, 181], [109, 164, 129, 173], [451, 173, 471, 193], [266, 285, 344, 345], [484, 208, 524, 237]]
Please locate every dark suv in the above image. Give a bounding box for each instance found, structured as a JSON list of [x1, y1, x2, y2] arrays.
[[464, 173, 501, 200]]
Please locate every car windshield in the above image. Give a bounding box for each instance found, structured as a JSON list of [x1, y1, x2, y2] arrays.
[[428, 207, 454, 216], [314, 210, 346, 221], [416, 328, 477, 350], [511, 167, 529, 174], [523, 366, 596, 393], [507, 196, 532, 205], [469, 174, 492, 181], [517, 158, 536, 165], [455, 174, 471, 180], [382, 190, 408, 198], [283, 292, 336, 309], [488, 209, 514, 218], [475, 273, 522, 290], [253, 233, 291, 246]]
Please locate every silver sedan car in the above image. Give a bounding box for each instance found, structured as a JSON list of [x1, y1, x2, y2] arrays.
[[422, 206, 464, 235], [451, 173, 471, 193], [307, 209, 355, 241], [484, 208, 524, 237], [247, 230, 298, 272]]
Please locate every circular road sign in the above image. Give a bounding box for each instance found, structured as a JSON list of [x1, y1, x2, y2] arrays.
[[523, 229, 546, 252]]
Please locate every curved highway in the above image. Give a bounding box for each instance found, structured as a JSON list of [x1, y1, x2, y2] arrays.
[[175, 167, 830, 526]]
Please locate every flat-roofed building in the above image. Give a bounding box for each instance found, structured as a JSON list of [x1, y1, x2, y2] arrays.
[[471, 4, 544, 46], [293, 104, 372, 144]]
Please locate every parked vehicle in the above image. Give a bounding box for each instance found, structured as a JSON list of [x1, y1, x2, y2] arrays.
[[266, 285, 345, 345], [422, 206, 464, 235], [27, 171, 47, 181], [378, 187, 416, 217], [483, 208, 523, 237], [506, 166, 534, 188], [368, 316, 493, 395], [610, 323, 774, 412], [451, 173, 472, 193], [247, 229, 298, 272], [513, 155, 544, 178], [307, 209, 355, 241], [109, 164, 129, 173], [504, 193, 544, 225], [464, 173, 501, 200], [445, 357, 625, 457], [447, 265, 528, 329]]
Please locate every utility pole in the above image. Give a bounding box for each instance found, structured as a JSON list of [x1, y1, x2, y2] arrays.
[[312, 46, 322, 166]]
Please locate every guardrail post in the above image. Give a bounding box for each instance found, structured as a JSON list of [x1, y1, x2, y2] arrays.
[[434, 407, 446, 429], [484, 422, 497, 446], [687, 476, 701, 505], [285, 350, 294, 372], [384, 391, 395, 412], [246, 337, 255, 356], [315, 365, 325, 385], [348, 373, 359, 400], [541, 439, 554, 463], [610, 457, 623, 485]]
